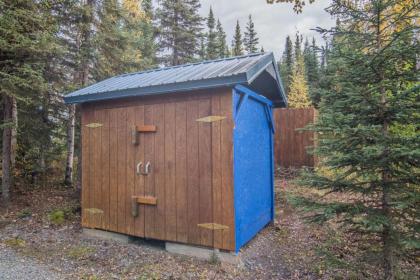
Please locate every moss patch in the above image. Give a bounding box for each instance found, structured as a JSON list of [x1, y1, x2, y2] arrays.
[[4, 237, 26, 248], [67, 246, 96, 260]]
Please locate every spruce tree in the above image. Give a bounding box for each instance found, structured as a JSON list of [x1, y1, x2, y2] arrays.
[[156, 0, 203, 65], [310, 38, 320, 80], [94, 0, 129, 80], [303, 37, 320, 105], [205, 7, 217, 59], [287, 55, 311, 108], [280, 35, 294, 95], [199, 36, 206, 59], [64, 0, 97, 188], [121, 0, 157, 71], [294, 32, 302, 60], [215, 19, 227, 58], [137, 0, 158, 69], [0, 0, 59, 203], [299, 1, 420, 278], [232, 20, 243, 56], [224, 45, 231, 57], [244, 15, 259, 53], [142, 0, 153, 15], [75, 0, 96, 86], [320, 42, 328, 72], [40, 1, 79, 187]]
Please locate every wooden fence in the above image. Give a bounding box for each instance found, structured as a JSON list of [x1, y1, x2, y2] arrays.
[[273, 108, 316, 168]]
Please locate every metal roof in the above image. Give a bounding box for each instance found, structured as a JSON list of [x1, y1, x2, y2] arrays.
[[64, 52, 287, 107]]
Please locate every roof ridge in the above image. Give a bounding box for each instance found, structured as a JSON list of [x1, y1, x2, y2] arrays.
[[118, 52, 270, 78]]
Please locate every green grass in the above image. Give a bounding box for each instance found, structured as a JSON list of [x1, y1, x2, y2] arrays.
[[48, 210, 65, 225], [47, 204, 80, 225]]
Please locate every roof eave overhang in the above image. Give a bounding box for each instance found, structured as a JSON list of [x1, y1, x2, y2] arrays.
[[63, 73, 248, 104], [245, 53, 288, 108]]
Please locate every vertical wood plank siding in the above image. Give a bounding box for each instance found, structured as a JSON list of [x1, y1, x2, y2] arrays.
[[144, 104, 156, 238], [273, 107, 316, 168], [80, 89, 235, 251], [134, 105, 145, 237], [197, 99, 213, 247]]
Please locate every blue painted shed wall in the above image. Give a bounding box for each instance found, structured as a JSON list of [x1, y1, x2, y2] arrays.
[[232, 85, 275, 252]]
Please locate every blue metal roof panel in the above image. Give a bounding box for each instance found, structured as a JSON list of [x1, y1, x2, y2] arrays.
[[64, 52, 287, 106]]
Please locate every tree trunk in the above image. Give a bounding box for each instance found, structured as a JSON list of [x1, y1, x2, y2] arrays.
[[1, 95, 13, 207], [382, 183, 395, 280], [376, 3, 395, 277], [64, 104, 76, 186], [172, 9, 179, 66], [381, 85, 395, 279], [10, 97, 17, 170], [73, 0, 94, 190]]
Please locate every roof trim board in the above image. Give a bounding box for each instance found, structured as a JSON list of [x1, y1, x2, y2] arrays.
[[65, 73, 248, 104]]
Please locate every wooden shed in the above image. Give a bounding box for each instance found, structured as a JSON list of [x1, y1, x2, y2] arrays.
[[64, 53, 287, 252]]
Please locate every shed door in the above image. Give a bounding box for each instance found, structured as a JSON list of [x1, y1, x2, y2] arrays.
[[82, 91, 235, 250], [132, 99, 214, 244]]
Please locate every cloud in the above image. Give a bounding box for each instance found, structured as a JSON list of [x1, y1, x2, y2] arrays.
[[198, 0, 335, 59]]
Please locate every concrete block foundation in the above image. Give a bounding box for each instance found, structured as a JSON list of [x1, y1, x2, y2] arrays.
[[82, 228, 242, 266], [165, 242, 243, 266], [83, 228, 130, 244]]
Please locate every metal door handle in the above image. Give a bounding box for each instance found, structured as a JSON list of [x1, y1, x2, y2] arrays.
[[143, 162, 151, 175], [136, 161, 151, 175], [136, 162, 143, 175]]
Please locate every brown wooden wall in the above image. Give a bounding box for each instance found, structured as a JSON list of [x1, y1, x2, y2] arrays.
[[80, 89, 235, 251], [273, 107, 316, 168]]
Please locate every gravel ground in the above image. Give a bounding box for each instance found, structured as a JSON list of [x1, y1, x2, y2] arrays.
[[0, 246, 61, 280], [2, 177, 418, 279], [0, 179, 327, 279]]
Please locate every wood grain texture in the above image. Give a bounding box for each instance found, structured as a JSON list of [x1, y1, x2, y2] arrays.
[[90, 89, 223, 110], [273, 108, 316, 168], [88, 109, 98, 227], [220, 91, 235, 251], [164, 102, 176, 241], [144, 105, 156, 238], [186, 100, 200, 245], [80, 89, 236, 251], [108, 109, 119, 232], [153, 103, 166, 240], [134, 105, 145, 237], [197, 99, 213, 247], [92, 109, 103, 229], [100, 109, 110, 230], [126, 107, 136, 235], [116, 108, 127, 233], [175, 102, 188, 243], [81, 107, 93, 227], [211, 94, 223, 248]]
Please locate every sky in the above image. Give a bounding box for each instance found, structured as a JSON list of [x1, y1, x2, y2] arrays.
[[198, 0, 335, 60]]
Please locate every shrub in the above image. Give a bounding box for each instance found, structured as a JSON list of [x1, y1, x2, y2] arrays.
[[48, 210, 65, 225]]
